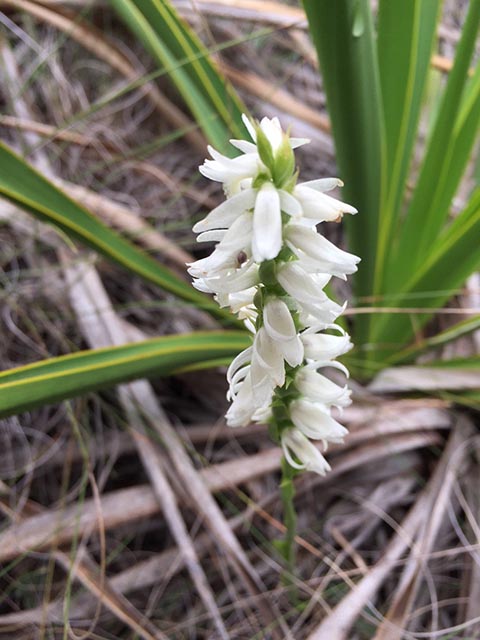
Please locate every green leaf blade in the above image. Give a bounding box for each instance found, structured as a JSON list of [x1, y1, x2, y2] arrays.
[[393, 0, 480, 277], [376, 0, 441, 294], [0, 331, 250, 418], [372, 187, 480, 357], [388, 314, 480, 366], [110, 0, 249, 153], [303, 0, 387, 347]]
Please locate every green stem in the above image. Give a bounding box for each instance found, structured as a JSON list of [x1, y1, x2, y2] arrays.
[[279, 456, 298, 574]]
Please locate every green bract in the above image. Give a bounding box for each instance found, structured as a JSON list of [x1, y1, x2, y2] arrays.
[[272, 137, 296, 188]]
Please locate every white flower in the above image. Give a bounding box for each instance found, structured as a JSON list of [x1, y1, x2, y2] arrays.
[[300, 178, 344, 192], [277, 263, 345, 324], [191, 261, 259, 298], [193, 189, 256, 234], [251, 327, 286, 389], [281, 429, 331, 475], [199, 146, 260, 196], [290, 398, 348, 447], [227, 329, 284, 408], [216, 287, 257, 324], [199, 116, 309, 198], [232, 114, 309, 155], [252, 183, 283, 262], [227, 346, 252, 390], [263, 298, 304, 366], [285, 224, 360, 279], [225, 368, 256, 427], [276, 263, 328, 298], [301, 331, 353, 361], [193, 212, 253, 271], [278, 189, 303, 218], [191, 113, 359, 475], [226, 370, 273, 427], [296, 368, 351, 409], [193, 188, 297, 267], [293, 182, 357, 223]]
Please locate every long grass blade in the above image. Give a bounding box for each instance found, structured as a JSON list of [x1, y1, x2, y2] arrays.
[[303, 0, 386, 302], [373, 187, 480, 356], [0, 331, 250, 418], [393, 0, 480, 277], [420, 60, 480, 227], [375, 0, 441, 295], [110, 0, 249, 153], [387, 314, 480, 365]]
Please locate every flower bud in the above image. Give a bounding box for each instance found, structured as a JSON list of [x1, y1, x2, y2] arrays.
[[272, 134, 295, 188]]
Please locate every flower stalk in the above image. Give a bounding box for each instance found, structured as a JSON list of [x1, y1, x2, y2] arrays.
[[190, 114, 359, 471], [189, 114, 359, 567]]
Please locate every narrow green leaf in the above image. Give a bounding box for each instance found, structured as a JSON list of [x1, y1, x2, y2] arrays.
[[434, 390, 480, 409], [426, 356, 480, 369], [149, 0, 247, 136], [375, 0, 440, 294], [393, 0, 480, 276], [372, 187, 480, 356], [110, 0, 249, 153], [303, 0, 387, 346], [423, 61, 480, 225], [0, 141, 237, 324], [0, 331, 250, 418], [387, 314, 480, 365]]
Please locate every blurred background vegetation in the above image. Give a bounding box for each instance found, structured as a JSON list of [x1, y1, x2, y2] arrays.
[[0, 1, 479, 638]]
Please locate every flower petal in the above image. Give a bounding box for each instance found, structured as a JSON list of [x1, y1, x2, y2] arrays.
[[286, 224, 360, 277], [279, 189, 303, 217], [290, 137, 310, 149], [242, 113, 257, 141], [252, 183, 282, 261], [276, 263, 344, 324], [293, 185, 357, 223], [290, 399, 348, 443], [281, 429, 331, 475], [301, 332, 353, 360], [227, 346, 253, 383], [193, 189, 256, 233], [263, 298, 297, 341], [210, 263, 259, 294], [229, 139, 258, 154], [251, 327, 285, 388], [298, 178, 343, 192], [260, 116, 283, 152], [279, 335, 304, 367], [196, 230, 225, 243], [296, 369, 351, 407], [226, 373, 256, 427]]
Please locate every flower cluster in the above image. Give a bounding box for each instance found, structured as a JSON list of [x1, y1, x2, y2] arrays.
[[189, 115, 360, 475]]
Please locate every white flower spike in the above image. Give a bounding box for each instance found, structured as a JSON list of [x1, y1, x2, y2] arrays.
[[190, 114, 360, 475]]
